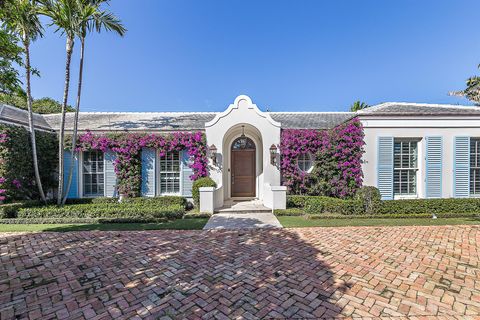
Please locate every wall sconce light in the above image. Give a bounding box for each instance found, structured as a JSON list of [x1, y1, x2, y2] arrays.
[[270, 144, 278, 165], [209, 144, 217, 165]]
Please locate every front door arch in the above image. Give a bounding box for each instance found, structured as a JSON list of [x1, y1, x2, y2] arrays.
[[231, 136, 256, 197]]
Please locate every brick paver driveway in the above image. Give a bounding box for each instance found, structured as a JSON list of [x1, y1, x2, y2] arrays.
[[1, 225, 479, 319]]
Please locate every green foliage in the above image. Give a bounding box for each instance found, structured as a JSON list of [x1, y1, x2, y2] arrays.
[[0, 92, 75, 113], [18, 203, 185, 220], [449, 64, 480, 105], [66, 196, 187, 207], [286, 195, 315, 208], [307, 145, 339, 196], [0, 203, 24, 218], [192, 176, 217, 206], [304, 196, 364, 215], [355, 186, 381, 214], [273, 208, 305, 216], [183, 212, 212, 219], [0, 28, 23, 94], [377, 198, 480, 215], [350, 101, 370, 112], [0, 124, 57, 201]]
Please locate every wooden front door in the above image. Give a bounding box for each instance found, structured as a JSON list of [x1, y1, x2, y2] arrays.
[[231, 137, 256, 197]]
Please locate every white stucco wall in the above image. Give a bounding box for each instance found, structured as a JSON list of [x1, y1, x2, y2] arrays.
[[205, 95, 282, 206], [360, 116, 480, 198]]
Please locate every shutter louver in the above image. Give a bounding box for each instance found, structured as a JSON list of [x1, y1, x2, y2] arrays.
[[425, 136, 443, 198], [454, 136, 470, 198], [141, 148, 156, 197], [377, 137, 394, 200]]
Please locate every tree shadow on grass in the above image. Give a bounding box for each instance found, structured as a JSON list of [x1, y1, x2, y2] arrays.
[[0, 228, 352, 319]]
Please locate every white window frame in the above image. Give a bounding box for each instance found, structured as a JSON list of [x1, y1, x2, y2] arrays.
[[80, 150, 106, 198], [297, 152, 314, 173], [157, 150, 182, 196], [393, 139, 419, 199]]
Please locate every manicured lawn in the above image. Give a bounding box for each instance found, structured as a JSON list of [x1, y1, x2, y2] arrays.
[[278, 216, 480, 228], [0, 218, 209, 232]]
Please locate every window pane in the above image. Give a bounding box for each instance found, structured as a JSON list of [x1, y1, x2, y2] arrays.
[[160, 151, 181, 194], [83, 150, 105, 197], [393, 140, 418, 196]]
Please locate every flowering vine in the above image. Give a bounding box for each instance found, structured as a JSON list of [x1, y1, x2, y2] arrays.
[[279, 118, 365, 198], [74, 131, 208, 197]]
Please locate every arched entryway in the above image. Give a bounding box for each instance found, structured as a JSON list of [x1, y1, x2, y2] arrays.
[[231, 136, 256, 197]]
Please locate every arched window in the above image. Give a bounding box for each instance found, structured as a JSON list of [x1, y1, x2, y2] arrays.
[[232, 137, 255, 150], [297, 152, 314, 173]]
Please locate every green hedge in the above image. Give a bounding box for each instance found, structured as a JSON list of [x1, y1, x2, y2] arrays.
[[288, 195, 480, 216], [304, 196, 364, 215], [66, 196, 187, 207], [0, 203, 24, 219], [377, 198, 480, 215], [286, 195, 315, 208], [273, 208, 305, 216], [18, 203, 185, 220]]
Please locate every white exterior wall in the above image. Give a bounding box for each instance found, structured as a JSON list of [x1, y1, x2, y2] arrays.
[[361, 116, 480, 199], [205, 95, 282, 208]]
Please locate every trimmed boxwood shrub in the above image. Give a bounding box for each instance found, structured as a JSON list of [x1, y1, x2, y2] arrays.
[[286, 195, 315, 208], [0, 203, 24, 218], [378, 198, 480, 215], [273, 208, 305, 216], [304, 196, 364, 215], [192, 177, 217, 206], [66, 196, 187, 207], [18, 203, 185, 220], [355, 186, 381, 214]]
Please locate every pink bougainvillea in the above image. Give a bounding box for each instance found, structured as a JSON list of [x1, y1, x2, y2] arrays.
[[279, 117, 365, 198], [74, 131, 208, 197]]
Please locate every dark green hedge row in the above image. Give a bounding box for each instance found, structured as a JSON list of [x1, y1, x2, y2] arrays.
[[377, 198, 480, 215], [287, 195, 480, 216], [66, 196, 187, 207], [0, 217, 171, 224], [18, 203, 185, 220]]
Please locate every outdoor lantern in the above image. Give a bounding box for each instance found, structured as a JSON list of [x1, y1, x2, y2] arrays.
[[209, 144, 217, 165], [270, 144, 278, 165]]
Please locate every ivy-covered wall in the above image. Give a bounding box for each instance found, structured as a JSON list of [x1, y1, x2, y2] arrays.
[[73, 131, 208, 197], [0, 124, 58, 201], [279, 118, 365, 198]]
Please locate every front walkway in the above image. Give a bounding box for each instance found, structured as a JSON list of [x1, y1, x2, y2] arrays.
[[203, 211, 282, 229], [0, 226, 479, 319]]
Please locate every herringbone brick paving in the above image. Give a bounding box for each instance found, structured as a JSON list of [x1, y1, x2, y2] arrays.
[[0, 225, 479, 319]]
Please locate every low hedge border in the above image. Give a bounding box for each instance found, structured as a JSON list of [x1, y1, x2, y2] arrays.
[[274, 208, 304, 216], [183, 212, 211, 219], [17, 204, 185, 220], [287, 195, 480, 216], [0, 217, 171, 224]]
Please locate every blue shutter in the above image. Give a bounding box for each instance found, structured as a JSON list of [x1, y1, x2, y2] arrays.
[[63, 150, 79, 199], [425, 137, 443, 198], [181, 150, 193, 197], [141, 148, 156, 197], [454, 136, 470, 198], [104, 150, 117, 197], [377, 137, 394, 200]]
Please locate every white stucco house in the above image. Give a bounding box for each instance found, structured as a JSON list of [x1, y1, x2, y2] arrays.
[[1, 95, 480, 211]]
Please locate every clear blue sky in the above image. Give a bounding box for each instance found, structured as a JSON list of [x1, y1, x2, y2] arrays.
[[29, 0, 480, 112]]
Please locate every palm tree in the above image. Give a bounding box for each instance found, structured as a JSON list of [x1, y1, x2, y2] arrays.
[[4, 0, 47, 203], [350, 100, 370, 112], [449, 65, 480, 105], [39, 0, 79, 204], [62, 0, 125, 204]]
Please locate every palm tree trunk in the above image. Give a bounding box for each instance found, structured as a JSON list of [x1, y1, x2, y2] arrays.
[[57, 36, 74, 205], [62, 36, 84, 205], [24, 40, 47, 204]]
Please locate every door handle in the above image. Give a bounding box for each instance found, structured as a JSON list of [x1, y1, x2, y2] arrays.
[[232, 174, 234, 184]]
